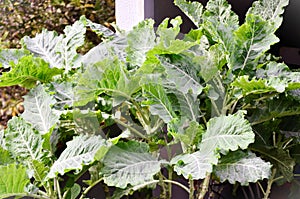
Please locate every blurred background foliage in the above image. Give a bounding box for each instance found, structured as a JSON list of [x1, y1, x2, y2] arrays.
[[0, 0, 115, 129], [0, 0, 115, 48]]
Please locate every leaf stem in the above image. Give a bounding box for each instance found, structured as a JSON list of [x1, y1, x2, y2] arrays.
[[198, 173, 210, 199], [79, 178, 103, 199], [263, 168, 277, 199], [189, 177, 195, 199], [114, 118, 147, 139]]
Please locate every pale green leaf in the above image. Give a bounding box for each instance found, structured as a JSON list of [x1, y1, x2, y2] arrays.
[[47, 135, 108, 178], [64, 183, 81, 199], [0, 164, 30, 198], [175, 91, 200, 122], [102, 141, 161, 188], [75, 58, 139, 106], [56, 16, 86, 71], [126, 19, 156, 66], [214, 151, 271, 185], [86, 18, 115, 37], [161, 59, 202, 95], [0, 49, 30, 69], [202, 0, 239, 52], [247, 0, 289, 29], [174, 0, 203, 27], [22, 29, 64, 68], [0, 56, 62, 88], [231, 14, 279, 72], [22, 85, 60, 135], [5, 117, 45, 161], [30, 160, 49, 187], [171, 150, 218, 180], [143, 84, 176, 123], [200, 112, 255, 154]]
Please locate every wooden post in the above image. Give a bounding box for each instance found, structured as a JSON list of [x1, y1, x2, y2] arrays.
[[115, 0, 154, 31]]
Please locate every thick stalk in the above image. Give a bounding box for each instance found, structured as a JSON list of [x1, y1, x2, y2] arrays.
[[263, 168, 277, 199], [198, 173, 211, 199], [189, 177, 195, 199]]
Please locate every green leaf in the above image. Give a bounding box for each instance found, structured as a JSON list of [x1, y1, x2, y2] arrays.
[[202, 0, 239, 52], [143, 84, 176, 123], [171, 150, 218, 180], [172, 121, 204, 152], [249, 97, 300, 125], [126, 19, 156, 66], [0, 49, 30, 69], [47, 135, 108, 178], [252, 145, 295, 182], [174, 0, 203, 27], [231, 14, 279, 72], [0, 164, 30, 198], [161, 59, 203, 95], [5, 117, 45, 162], [214, 151, 272, 185], [247, 0, 289, 30], [22, 85, 60, 135], [102, 141, 161, 188], [175, 91, 200, 122], [64, 183, 81, 199], [30, 160, 49, 187], [0, 55, 62, 88], [75, 58, 139, 106], [232, 76, 276, 95], [200, 111, 255, 154], [0, 147, 14, 165], [85, 18, 115, 37]]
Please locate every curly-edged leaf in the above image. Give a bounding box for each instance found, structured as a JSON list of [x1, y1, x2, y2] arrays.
[[202, 0, 239, 52], [257, 62, 300, 91], [143, 84, 176, 123], [161, 59, 202, 95], [231, 14, 279, 72], [75, 58, 139, 106], [214, 151, 272, 185], [174, 0, 203, 27], [0, 147, 14, 165], [200, 111, 255, 154], [5, 117, 45, 161], [126, 19, 156, 67], [47, 135, 108, 178], [22, 29, 63, 68], [0, 49, 30, 69], [249, 97, 300, 125], [0, 55, 62, 88], [0, 164, 30, 198], [56, 16, 86, 72], [252, 145, 295, 182], [22, 85, 60, 135], [171, 150, 218, 180], [247, 0, 289, 30], [232, 76, 276, 95], [101, 141, 161, 188]]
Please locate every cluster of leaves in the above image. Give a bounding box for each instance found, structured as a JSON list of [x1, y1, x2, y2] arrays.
[[0, 0, 115, 48], [0, 0, 300, 198]]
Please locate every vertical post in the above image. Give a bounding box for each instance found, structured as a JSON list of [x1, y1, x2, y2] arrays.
[[115, 0, 154, 31]]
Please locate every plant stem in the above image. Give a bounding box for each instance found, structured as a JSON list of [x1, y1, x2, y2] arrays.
[[114, 118, 147, 139], [198, 173, 211, 199], [263, 168, 277, 199], [79, 178, 103, 199], [189, 177, 195, 199]]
